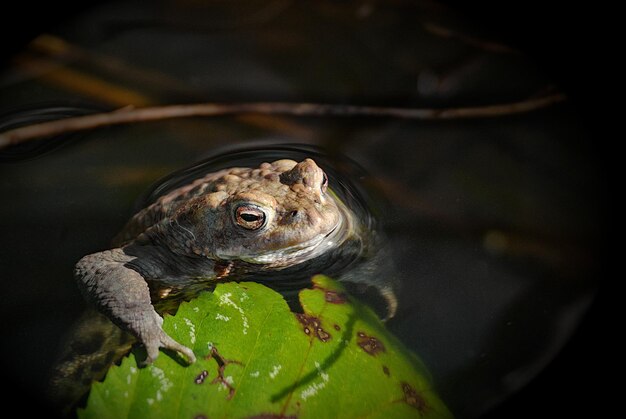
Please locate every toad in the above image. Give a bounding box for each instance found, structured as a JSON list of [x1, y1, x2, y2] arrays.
[[75, 158, 396, 364]]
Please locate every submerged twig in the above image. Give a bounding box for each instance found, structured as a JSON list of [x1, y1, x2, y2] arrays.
[[0, 94, 566, 149]]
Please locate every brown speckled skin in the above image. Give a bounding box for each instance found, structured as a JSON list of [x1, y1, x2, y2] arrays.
[[75, 159, 352, 364]]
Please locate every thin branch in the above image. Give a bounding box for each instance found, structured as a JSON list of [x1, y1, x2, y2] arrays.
[[422, 22, 519, 54], [0, 94, 566, 149]]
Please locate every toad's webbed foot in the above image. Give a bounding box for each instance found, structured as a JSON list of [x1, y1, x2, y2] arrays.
[[139, 310, 196, 364], [75, 248, 196, 364], [379, 285, 398, 321], [342, 281, 399, 321]]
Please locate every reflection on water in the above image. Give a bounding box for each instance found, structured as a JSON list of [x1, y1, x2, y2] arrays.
[[0, 1, 603, 418]]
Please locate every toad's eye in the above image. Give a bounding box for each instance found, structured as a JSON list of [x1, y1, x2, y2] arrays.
[[235, 205, 267, 230], [321, 172, 328, 193]]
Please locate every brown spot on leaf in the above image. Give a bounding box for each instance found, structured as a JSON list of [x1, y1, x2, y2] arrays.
[[194, 370, 209, 384], [317, 328, 330, 341], [312, 283, 348, 304], [383, 365, 390, 376], [356, 331, 386, 355], [333, 324, 341, 331], [402, 382, 428, 413], [295, 313, 331, 342], [205, 346, 243, 399], [194, 415, 208, 419], [324, 290, 347, 304]]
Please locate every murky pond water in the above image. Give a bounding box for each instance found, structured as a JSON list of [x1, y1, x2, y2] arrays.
[[0, 1, 604, 418]]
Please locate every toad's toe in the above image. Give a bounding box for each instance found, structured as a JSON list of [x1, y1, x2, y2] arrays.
[[159, 332, 196, 364]]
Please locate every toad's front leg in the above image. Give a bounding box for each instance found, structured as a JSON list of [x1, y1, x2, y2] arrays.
[[75, 247, 196, 364]]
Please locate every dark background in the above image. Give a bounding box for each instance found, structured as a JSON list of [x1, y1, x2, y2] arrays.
[[1, 1, 608, 418], [441, 2, 608, 419]]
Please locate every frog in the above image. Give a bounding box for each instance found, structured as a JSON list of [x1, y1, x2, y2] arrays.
[[72, 157, 397, 368]]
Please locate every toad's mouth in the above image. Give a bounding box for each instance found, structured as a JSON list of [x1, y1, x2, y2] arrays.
[[242, 223, 345, 266]]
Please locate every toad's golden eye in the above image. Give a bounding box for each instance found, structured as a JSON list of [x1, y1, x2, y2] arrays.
[[234, 205, 267, 230]]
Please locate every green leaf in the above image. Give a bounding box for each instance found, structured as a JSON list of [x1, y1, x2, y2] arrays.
[[79, 275, 453, 418]]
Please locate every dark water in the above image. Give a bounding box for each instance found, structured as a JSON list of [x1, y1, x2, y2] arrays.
[[0, 1, 605, 418]]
